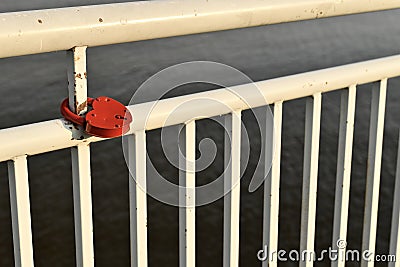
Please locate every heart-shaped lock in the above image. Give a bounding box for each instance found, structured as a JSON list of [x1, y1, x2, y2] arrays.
[[60, 96, 132, 138], [85, 96, 132, 138]]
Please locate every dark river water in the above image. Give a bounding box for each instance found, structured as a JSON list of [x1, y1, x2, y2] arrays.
[[0, 1, 400, 266]]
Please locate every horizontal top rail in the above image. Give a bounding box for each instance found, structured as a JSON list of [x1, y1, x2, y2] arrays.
[[1, 54, 400, 162], [1, 0, 400, 58]]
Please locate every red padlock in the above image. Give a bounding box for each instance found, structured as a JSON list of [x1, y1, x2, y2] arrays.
[[60, 96, 132, 138]]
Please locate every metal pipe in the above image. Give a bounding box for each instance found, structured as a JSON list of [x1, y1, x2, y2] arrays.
[[262, 101, 282, 267], [66, 46, 95, 267], [179, 120, 196, 267], [0, 0, 400, 58], [300, 93, 321, 267], [0, 54, 400, 162], [71, 144, 94, 267], [361, 79, 387, 267], [8, 155, 35, 267], [331, 85, 357, 267], [128, 131, 148, 267], [67, 46, 88, 115], [223, 110, 241, 267]]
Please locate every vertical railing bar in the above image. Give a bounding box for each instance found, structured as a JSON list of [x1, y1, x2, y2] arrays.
[[331, 85, 357, 267], [128, 135, 137, 267], [68, 46, 94, 267], [8, 155, 34, 267], [223, 113, 233, 267], [260, 105, 274, 265], [300, 92, 322, 267], [223, 110, 242, 267], [67, 46, 88, 115], [129, 131, 148, 267], [179, 121, 196, 267], [71, 144, 94, 267], [389, 132, 400, 267], [361, 79, 387, 267], [262, 101, 283, 267]]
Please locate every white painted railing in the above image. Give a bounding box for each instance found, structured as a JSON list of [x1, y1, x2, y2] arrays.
[[1, 1, 400, 267]]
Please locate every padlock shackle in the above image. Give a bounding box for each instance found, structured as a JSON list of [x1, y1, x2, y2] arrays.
[[60, 97, 94, 125]]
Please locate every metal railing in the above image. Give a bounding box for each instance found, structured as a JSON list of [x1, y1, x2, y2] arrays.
[[1, 1, 400, 267]]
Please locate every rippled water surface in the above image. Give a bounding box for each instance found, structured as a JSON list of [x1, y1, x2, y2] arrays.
[[0, 1, 400, 266]]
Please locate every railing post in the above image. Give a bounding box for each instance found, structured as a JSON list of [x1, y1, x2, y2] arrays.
[[300, 93, 322, 267], [128, 131, 148, 267], [179, 121, 196, 267], [67, 46, 94, 267], [223, 110, 242, 267], [361, 79, 387, 267], [8, 155, 34, 267], [332, 85, 357, 267], [67, 46, 88, 115], [262, 101, 283, 267]]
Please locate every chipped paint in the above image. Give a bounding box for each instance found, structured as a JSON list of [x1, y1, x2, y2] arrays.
[[67, 46, 88, 141], [76, 100, 88, 115], [1, 1, 399, 58]]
